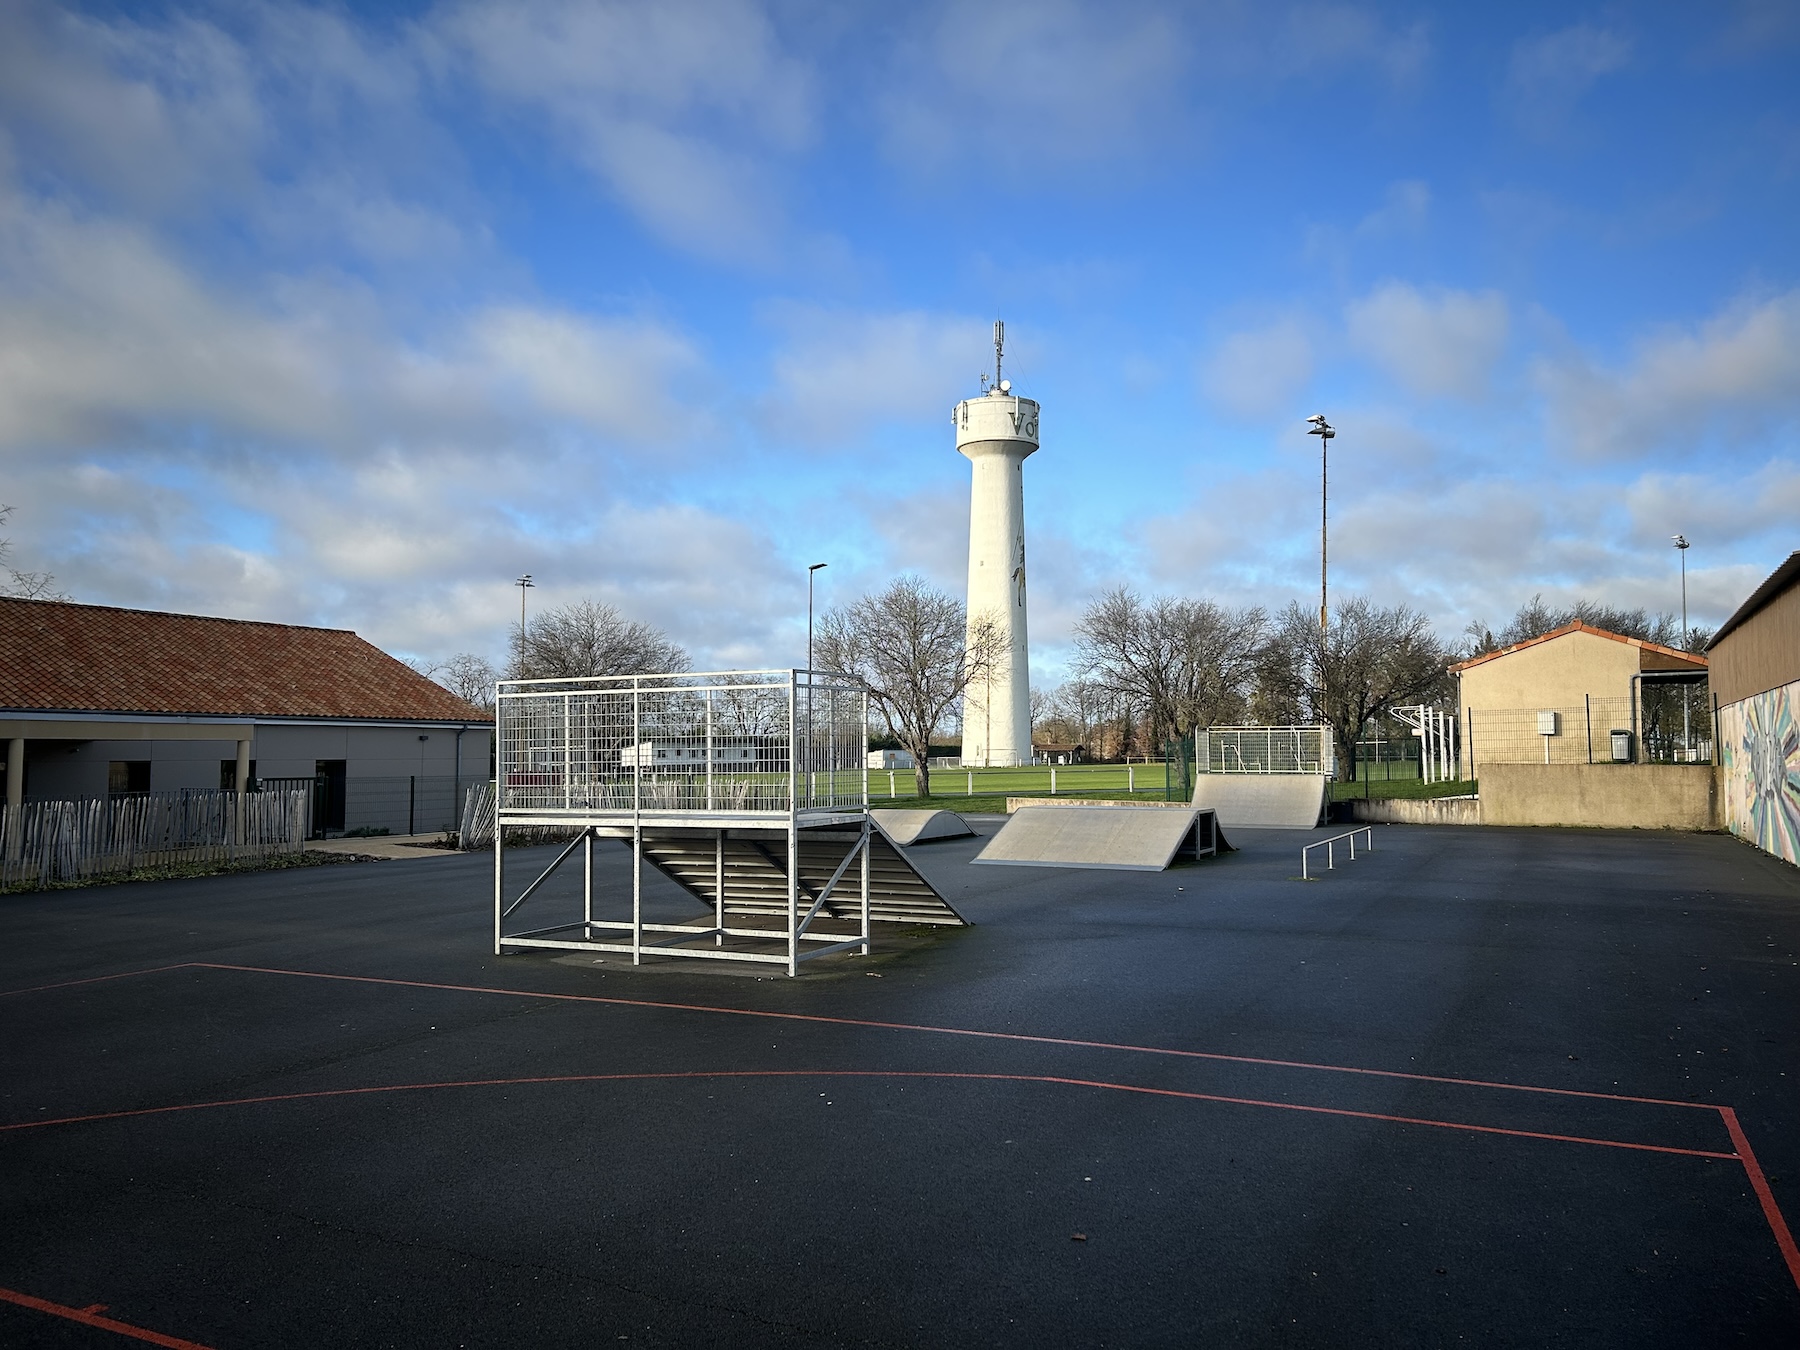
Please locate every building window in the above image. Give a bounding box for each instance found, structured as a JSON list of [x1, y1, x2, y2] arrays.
[[219, 760, 258, 791], [109, 761, 151, 796]]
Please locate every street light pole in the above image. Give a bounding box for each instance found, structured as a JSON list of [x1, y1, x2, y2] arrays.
[[807, 563, 827, 805], [1305, 416, 1336, 771], [1306, 415, 1336, 636], [514, 574, 534, 675], [1672, 535, 1689, 642]]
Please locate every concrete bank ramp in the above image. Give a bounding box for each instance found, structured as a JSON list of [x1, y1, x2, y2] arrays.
[[1190, 774, 1328, 829], [972, 805, 1230, 872], [870, 809, 977, 846]]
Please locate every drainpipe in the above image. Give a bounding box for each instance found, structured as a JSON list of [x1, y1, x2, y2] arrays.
[[454, 724, 465, 830]]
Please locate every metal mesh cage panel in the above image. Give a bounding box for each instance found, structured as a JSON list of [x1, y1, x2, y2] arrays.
[[496, 670, 866, 820]]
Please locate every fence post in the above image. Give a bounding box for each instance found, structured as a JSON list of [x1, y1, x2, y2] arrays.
[[1128, 764, 1135, 793], [1585, 694, 1592, 764], [408, 775, 416, 835], [1050, 766, 1057, 795]]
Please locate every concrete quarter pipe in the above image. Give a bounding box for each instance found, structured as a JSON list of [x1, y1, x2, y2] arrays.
[[972, 805, 1231, 871], [1190, 774, 1328, 829]]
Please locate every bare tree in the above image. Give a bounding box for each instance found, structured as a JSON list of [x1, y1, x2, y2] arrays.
[[0, 504, 66, 600], [1466, 593, 1707, 656], [516, 600, 689, 679], [1034, 678, 1111, 755], [1072, 588, 1267, 747], [434, 653, 499, 710], [814, 575, 1001, 796], [1263, 597, 1452, 778]]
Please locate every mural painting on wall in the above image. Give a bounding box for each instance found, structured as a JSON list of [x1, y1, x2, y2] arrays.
[[1720, 681, 1800, 865]]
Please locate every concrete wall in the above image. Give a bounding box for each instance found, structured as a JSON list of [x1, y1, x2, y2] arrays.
[[1345, 796, 1481, 826], [1718, 679, 1800, 864], [1479, 762, 1718, 830]]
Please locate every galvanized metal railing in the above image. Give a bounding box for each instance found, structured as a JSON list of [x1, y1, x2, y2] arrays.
[[1300, 826, 1374, 880]]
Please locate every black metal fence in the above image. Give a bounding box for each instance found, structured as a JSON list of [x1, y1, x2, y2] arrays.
[[258, 775, 468, 840]]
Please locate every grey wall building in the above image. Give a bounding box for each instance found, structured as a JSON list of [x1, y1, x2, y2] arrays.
[[1, 598, 493, 837]]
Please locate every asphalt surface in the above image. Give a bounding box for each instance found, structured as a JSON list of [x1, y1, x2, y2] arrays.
[[2, 822, 1798, 1348]]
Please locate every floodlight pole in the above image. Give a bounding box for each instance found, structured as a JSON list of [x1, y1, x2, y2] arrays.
[[807, 563, 827, 805], [515, 574, 534, 675], [1673, 535, 1690, 757]]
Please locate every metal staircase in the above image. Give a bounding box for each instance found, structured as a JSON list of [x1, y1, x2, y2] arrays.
[[637, 825, 968, 928]]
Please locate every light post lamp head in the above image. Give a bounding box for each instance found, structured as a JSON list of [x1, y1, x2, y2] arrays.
[[809, 562, 827, 574], [1306, 414, 1335, 439], [515, 573, 534, 590], [1672, 535, 1688, 551]]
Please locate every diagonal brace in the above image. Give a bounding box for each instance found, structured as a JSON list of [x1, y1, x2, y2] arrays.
[[504, 828, 589, 918], [796, 833, 867, 938]]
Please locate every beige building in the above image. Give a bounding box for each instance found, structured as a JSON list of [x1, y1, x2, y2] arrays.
[[1449, 622, 1708, 774]]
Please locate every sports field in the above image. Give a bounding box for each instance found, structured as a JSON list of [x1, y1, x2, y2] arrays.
[[2, 823, 1796, 1346]]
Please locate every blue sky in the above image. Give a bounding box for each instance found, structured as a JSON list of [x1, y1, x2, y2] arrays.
[[2, 0, 1797, 681]]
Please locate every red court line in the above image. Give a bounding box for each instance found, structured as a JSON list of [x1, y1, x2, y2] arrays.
[[1720, 1107, 1800, 1293], [0, 1068, 1741, 1161], [194, 960, 1720, 1111], [0, 964, 198, 999], [0, 1284, 215, 1349], [8, 960, 1797, 1295]]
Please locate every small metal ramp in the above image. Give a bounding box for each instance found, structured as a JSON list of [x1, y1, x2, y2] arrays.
[[870, 809, 977, 846], [972, 805, 1230, 872], [1190, 773, 1328, 829], [638, 827, 967, 927]]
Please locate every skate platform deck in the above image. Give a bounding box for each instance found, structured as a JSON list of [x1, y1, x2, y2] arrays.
[[870, 808, 977, 846], [971, 804, 1230, 872], [1190, 773, 1329, 829]]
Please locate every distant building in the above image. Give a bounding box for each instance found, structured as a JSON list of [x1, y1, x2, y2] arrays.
[[1449, 621, 1708, 773], [1707, 551, 1800, 865], [1033, 742, 1085, 765], [620, 739, 768, 768], [867, 749, 914, 770], [0, 598, 492, 836]]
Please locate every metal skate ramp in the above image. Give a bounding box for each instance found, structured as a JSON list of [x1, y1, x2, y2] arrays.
[[1190, 773, 1329, 829], [870, 808, 977, 846], [971, 804, 1230, 872], [635, 826, 968, 927]]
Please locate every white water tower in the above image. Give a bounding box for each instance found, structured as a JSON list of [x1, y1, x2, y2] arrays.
[[955, 320, 1038, 767]]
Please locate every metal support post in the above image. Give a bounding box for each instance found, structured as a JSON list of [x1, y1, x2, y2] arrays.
[[583, 828, 593, 933], [492, 819, 504, 955], [632, 822, 643, 965], [788, 675, 800, 977], [715, 830, 725, 946], [860, 816, 872, 956]]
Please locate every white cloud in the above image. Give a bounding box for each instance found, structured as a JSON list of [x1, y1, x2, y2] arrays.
[[1504, 23, 1632, 136], [1200, 318, 1314, 421], [1536, 291, 1800, 459], [1345, 282, 1510, 401], [878, 0, 1187, 174], [1278, 5, 1430, 85], [0, 185, 704, 456], [437, 0, 813, 263], [758, 305, 992, 446]]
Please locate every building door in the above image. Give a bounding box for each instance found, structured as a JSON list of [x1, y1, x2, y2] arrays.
[[315, 760, 347, 834]]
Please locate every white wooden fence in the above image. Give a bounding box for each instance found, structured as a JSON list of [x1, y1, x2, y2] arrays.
[[459, 781, 497, 850], [0, 788, 308, 891]]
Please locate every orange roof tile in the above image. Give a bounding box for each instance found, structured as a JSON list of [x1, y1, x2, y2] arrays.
[[0, 597, 492, 723], [1448, 620, 1708, 675]]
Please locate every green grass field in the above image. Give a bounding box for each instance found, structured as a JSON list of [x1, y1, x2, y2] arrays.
[[867, 762, 1178, 804]]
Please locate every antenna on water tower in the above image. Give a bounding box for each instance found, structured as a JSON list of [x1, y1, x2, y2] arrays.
[[993, 319, 1004, 389]]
